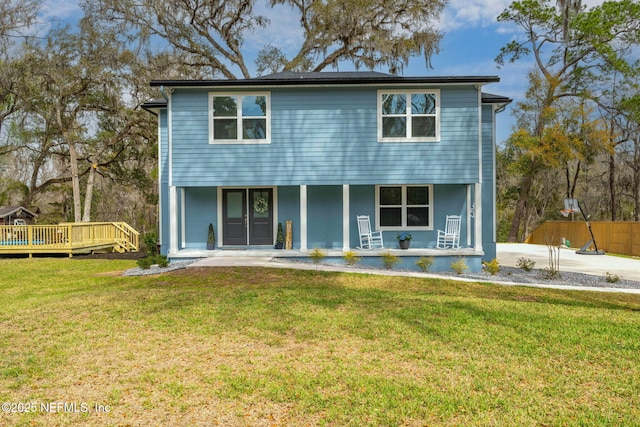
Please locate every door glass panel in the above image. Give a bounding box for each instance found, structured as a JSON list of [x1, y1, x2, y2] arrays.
[[226, 192, 244, 218]]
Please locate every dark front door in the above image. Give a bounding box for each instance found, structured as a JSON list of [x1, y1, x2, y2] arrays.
[[222, 189, 247, 246], [222, 188, 273, 246], [248, 188, 273, 245]]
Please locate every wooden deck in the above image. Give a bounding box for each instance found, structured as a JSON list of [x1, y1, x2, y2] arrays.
[[0, 222, 139, 257]]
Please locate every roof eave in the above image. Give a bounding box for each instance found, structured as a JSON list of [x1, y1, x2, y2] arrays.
[[150, 75, 501, 88]]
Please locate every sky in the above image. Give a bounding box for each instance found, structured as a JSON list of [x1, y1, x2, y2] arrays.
[[38, 0, 609, 145]]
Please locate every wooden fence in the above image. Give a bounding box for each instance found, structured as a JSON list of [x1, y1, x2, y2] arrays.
[[0, 222, 139, 257], [525, 221, 640, 257]]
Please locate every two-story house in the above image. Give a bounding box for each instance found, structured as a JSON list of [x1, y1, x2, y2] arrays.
[[143, 71, 510, 272]]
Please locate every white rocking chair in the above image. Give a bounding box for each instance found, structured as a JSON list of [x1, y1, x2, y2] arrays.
[[436, 215, 461, 249], [356, 215, 384, 250]]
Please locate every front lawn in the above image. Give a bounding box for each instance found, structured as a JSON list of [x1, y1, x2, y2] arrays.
[[1, 258, 639, 426]]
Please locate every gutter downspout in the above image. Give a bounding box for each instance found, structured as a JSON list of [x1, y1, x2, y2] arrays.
[[159, 85, 169, 102]]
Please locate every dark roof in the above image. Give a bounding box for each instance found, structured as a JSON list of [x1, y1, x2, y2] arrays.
[[140, 99, 168, 115], [482, 92, 512, 104], [150, 71, 500, 88], [0, 206, 38, 218], [253, 71, 394, 80]]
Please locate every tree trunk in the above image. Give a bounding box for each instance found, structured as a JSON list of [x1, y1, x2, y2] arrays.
[[634, 154, 640, 222], [82, 163, 96, 222], [609, 153, 617, 221], [508, 174, 534, 242], [68, 140, 82, 222]]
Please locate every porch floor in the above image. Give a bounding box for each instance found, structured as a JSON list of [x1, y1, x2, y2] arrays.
[[169, 247, 481, 259]]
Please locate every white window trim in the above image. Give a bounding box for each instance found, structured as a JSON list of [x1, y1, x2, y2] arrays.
[[375, 184, 434, 230], [208, 92, 271, 144], [377, 89, 440, 142]]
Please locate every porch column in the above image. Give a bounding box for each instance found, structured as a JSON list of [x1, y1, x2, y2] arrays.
[[467, 186, 472, 247], [343, 184, 350, 251], [169, 185, 179, 255], [474, 183, 483, 252], [300, 185, 308, 252], [181, 187, 186, 249]]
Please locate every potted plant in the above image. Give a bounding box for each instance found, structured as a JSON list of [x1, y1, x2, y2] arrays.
[[275, 222, 284, 249], [397, 231, 412, 249], [207, 223, 215, 250]]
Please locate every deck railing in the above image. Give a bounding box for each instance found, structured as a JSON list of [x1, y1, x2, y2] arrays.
[[0, 222, 139, 256]]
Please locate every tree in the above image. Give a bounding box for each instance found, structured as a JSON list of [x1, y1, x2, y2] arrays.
[[4, 22, 153, 221], [0, 0, 40, 54], [89, 0, 445, 78], [499, 70, 609, 238], [496, 0, 640, 241]]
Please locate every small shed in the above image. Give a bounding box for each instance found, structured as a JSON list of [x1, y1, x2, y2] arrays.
[[0, 206, 38, 225]]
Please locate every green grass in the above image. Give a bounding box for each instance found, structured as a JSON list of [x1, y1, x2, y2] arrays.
[[1, 258, 640, 426]]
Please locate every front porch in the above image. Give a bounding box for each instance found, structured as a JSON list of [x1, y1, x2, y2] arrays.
[[165, 183, 491, 247], [169, 247, 484, 273]]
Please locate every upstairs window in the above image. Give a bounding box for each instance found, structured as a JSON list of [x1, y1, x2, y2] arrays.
[[378, 90, 439, 142], [209, 93, 270, 144]]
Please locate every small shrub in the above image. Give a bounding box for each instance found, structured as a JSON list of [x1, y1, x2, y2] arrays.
[[343, 251, 361, 266], [137, 256, 153, 269], [156, 255, 169, 268], [483, 258, 500, 275], [604, 272, 621, 283], [137, 254, 169, 270], [516, 257, 536, 272], [381, 252, 400, 270], [541, 267, 561, 280], [142, 232, 159, 256], [309, 248, 326, 265], [416, 256, 434, 272], [450, 257, 468, 274]]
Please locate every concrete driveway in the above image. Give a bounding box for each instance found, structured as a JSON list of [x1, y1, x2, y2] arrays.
[[497, 243, 640, 282]]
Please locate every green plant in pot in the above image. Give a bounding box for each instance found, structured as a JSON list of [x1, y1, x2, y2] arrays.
[[397, 231, 412, 249], [207, 223, 215, 250], [275, 222, 284, 249]]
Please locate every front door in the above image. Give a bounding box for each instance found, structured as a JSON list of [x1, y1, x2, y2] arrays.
[[222, 188, 273, 246]]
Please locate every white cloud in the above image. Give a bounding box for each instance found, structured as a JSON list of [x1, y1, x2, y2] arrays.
[[439, 0, 513, 32], [40, 0, 81, 20], [441, 0, 609, 33], [245, 2, 304, 57]]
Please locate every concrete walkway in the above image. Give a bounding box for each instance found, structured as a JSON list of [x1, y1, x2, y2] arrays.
[[497, 243, 640, 282], [187, 243, 640, 294]]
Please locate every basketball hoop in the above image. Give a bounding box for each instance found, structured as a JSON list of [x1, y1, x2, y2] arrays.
[[560, 198, 605, 255], [559, 209, 571, 218]]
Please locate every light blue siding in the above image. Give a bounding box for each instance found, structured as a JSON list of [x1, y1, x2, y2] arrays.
[[482, 104, 496, 260], [277, 186, 301, 249], [158, 110, 170, 252], [184, 188, 217, 249], [169, 86, 481, 187], [308, 186, 343, 248]]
